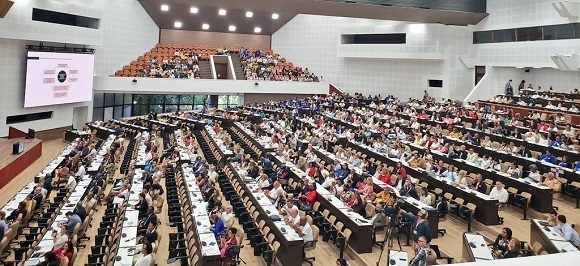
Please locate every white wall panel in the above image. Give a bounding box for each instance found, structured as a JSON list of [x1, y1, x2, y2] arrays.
[[0, 0, 159, 137], [93, 77, 329, 95], [272, 14, 474, 100]]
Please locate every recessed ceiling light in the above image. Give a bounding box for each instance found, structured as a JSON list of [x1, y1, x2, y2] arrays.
[[228, 25, 236, 32], [272, 13, 279, 19], [254, 27, 262, 33], [174, 21, 182, 28], [190, 7, 198, 14], [218, 9, 227, 16], [202, 23, 210, 30], [160, 4, 169, 11], [245, 11, 253, 18]]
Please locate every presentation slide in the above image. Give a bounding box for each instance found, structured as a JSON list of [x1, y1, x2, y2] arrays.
[[24, 51, 94, 108]]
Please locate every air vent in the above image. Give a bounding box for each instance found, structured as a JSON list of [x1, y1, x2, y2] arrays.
[[32, 8, 100, 29], [7, 111, 53, 124]]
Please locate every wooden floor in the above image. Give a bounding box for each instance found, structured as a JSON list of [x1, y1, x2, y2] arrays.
[[1, 139, 579, 265]]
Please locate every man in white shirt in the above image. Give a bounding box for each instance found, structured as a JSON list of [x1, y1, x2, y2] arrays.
[[75, 164, 86, 177], [489, 181, 509, 206], [268, 181, 284, 201], [219, 205, 235, 228], [65, 174, 77, 190], [134, 242, 153, 266], [293, 217, 314, 243], [525, 164, 542, 183]]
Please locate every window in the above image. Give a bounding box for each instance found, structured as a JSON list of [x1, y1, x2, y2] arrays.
[[474, 23, 579, 43], [180, 95, 194, 105], [341, 33, 406, 44], [93, 93, 131, 121], [428, 79, 443, 88], [493, 29, 515, 43], [516, 27, 541, 41], [133, 94, 149, 105], [150, 95, 164, 104], [543, 24, 573, 40], [217, 95, 241, 109], [165, 94, 179, 105], [473, 31, 492, 44]]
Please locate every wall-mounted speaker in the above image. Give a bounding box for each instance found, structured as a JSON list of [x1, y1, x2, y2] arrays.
[[0, 0, 14, 18]]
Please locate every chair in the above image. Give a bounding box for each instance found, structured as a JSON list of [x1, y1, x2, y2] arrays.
[[563, 181, 580, 208], [303, 225, 319, 265], [430, 244, 453, 264], [459, 203, 476, 232], [512, 192, 532, 219]]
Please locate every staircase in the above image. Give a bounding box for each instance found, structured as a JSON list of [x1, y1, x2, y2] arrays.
[[230, 54, 246, 80], [198, 60, 213, 79]]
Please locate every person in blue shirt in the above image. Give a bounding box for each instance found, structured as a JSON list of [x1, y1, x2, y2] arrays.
[[442, 166, 458, 182], [335, 164, 349, 181], [539, 150, 557, 164], [550, 136, 564, 148], [558, 156, 572, 169], [210, 214, 225, 238], [554, 215, 580, 248], [575, 161, 580, 172]]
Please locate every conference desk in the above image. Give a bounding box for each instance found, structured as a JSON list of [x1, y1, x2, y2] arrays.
[[452, 124, 580, 184], [25, 175, 93, 265], [87, 134, 116, 173], [232, 122, 276, 156], [88, 124, 116, 140], [113, 119, 148, 132], [204, 125, 234, 164], [478, 100, 580, 124], [530, 219, 579, 254], [403, 140, 554, 213], [64, 130, 91, 142], [228, 110, 262, 124], [181, 163, 221, 265], [510, 95, 577, 109], [174, 130, 192, 163], [226, 163, 304, 266], [348, 142, 500, 225], [388, 250, 409, 266], [312, 147, 440, 238], [462, 233, 495, 262], [268, 153, 375, 253], [315, 184, 374, 253]]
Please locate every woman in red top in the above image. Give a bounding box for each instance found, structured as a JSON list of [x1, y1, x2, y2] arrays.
[[378, 169, 392, 185], [53, 241, 73, 264], [300, 183, 318, 206]]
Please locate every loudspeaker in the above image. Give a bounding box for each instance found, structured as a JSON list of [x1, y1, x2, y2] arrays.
[[0, 0, 14, 18], [27, 128, 35, 139]]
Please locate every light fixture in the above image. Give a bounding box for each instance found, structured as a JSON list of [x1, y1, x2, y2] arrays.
[[202, 23, 210, 30], [272, 13, 279, 19], [254, 27, 262, 33], [246, 11, 253, 18], [229, 25, 236, 32], [160, 4, 169, 11], [190, 7, 198, 13], [218, 9, 227, 16], [174, 21, 182, 28]]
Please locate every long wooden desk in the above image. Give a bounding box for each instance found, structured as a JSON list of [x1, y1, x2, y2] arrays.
[[268, 154, 375, 253], [348, 142, 500, 225], [226, 163, 304, 265], [530, 219, 579, 254], [403, 140, 553, 213]]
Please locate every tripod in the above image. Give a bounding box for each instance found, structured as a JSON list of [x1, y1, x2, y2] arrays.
[[376, 224, 402, 266]]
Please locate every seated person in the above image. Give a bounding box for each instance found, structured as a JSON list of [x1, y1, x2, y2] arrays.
[[134, 243, 153, 266], [219, 227, 239, 260], [210, 214, 225, 238], [554, 215, 580, 247], [495, 238, 521, 259], [492, 227, 512, 252], [489, 181, 509, 206]]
